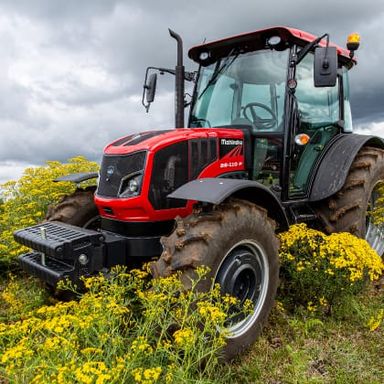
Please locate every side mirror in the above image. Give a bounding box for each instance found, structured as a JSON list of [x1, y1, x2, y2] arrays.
[[314, 46, 337, 87], [145, 73, 157, 104]]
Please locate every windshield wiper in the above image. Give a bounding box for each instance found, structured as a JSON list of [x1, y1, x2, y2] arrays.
[[198, 49, 240, 100]]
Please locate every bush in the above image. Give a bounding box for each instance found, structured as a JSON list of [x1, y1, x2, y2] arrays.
[[278, 224, 384, 314], [0, 157, 99, 268], [0, 266, 236, 383]]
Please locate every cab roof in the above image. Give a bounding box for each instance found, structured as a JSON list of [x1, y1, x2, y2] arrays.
[[188, 26, 354, 67]]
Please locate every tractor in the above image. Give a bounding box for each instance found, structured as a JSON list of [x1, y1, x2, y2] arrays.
[[14, 26, 384, 359]]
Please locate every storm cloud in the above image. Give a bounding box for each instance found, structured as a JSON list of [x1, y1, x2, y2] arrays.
[[0, 0, 384, 182]]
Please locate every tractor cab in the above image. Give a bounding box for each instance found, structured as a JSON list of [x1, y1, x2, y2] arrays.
[[186, 27, 357, 200]]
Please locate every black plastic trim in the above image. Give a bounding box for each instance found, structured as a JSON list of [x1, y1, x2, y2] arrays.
[[54, 172, 98, 184], [101, 218, 175, 237]]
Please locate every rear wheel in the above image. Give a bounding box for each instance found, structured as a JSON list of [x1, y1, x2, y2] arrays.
[[151, 199, 279, 360], [315, 146, 384, 255]]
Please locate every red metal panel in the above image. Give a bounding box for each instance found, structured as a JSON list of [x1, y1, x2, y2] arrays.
[[95, 128, 246, 222]]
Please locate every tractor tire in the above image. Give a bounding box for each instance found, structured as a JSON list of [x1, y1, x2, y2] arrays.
[[151, 198, 279, 360], [46, 187, 99, 229], [315, 146, 384, 255]]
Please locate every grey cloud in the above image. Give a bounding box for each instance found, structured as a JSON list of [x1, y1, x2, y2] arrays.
[[0, 0, 120, 22]]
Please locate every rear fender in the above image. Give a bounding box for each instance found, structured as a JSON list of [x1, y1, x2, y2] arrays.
[[168, 178, 289, 231], [309, 134, 384, 202]]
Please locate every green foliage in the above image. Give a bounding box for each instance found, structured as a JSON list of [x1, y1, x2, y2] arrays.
[[0, 274, 48, 323], [0, 266, 236, 383], [0, 157, 99, 268], [279, 224, 384, 314]]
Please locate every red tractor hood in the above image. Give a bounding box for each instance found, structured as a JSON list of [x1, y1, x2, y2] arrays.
[[104, 128, 243, 156]]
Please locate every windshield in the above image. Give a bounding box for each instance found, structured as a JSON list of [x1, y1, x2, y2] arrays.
[[190, 49, 289, 132]]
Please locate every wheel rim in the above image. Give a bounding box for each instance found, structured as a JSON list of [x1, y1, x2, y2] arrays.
[[214, 239, 269, 339], [366, 182, 384, 256]]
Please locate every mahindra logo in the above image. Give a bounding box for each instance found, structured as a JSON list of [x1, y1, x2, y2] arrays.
[[106, 165, 115, 181], [221, 139, 243, 146]]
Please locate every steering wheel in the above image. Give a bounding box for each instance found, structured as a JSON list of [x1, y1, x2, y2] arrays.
[[243, 102, 278, 131]]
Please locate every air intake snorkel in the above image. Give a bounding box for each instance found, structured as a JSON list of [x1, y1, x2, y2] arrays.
[[169, 29, 185, 128]]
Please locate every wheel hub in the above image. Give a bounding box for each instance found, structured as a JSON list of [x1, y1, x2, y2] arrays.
[[214, 240, 269, 338]]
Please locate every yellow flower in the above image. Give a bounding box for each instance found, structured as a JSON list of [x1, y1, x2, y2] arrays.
[[367, 309, 384, 332], [81, 347, 103, 355], [223, 295, 238, 306], [132, 367, 162, 384], [131, 269, 149, 279], [131, 336, 153, 355], [197, 302, 226, 322], [319, 297, 328, 307], [173, 328, 195, 347], [307, 301, 317, 312]]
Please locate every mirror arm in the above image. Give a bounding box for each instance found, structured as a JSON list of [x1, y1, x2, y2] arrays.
[[294, 33, 328, 66], [142, 66, 195, 113]]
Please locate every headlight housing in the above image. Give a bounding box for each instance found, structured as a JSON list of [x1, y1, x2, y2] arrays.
[[119, 172, 143, 197]]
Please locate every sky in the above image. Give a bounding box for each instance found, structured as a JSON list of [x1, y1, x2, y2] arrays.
[[0, 0, 384, 184]]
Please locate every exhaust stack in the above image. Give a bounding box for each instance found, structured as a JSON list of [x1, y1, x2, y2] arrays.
[[169, 29, 185, 128]]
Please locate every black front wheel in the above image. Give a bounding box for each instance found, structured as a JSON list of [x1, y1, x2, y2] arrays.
[[46, 187, 99, 229], [151, 199, 279, 360]]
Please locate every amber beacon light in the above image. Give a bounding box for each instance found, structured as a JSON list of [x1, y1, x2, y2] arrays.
[[347, 33, 360, 58]]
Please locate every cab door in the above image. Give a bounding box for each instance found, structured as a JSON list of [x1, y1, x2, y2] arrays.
[[289, 53, 340, 198]]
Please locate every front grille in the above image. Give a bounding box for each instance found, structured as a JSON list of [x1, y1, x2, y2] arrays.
[[97, 151, 146, 197]]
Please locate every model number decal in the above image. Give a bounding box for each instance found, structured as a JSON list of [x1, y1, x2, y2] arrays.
[[220, 161, 243, 169]]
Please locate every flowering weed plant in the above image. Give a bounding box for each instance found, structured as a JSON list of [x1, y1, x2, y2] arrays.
[[0, 157, 99, 268], [279, 224, 384, 314], [0, 266, 236, 383]]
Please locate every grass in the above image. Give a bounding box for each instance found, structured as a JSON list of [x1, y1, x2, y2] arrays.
[[229, 287, 384, 384], [0, 273, 383, 383]]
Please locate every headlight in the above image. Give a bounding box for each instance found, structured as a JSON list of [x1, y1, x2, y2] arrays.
[[119, 173, 143, 197]]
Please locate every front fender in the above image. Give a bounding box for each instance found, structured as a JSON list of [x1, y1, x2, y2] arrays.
[[54, 172, 99, 184], [309, 134, 384, 202], [168, 178, 289, 231]]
